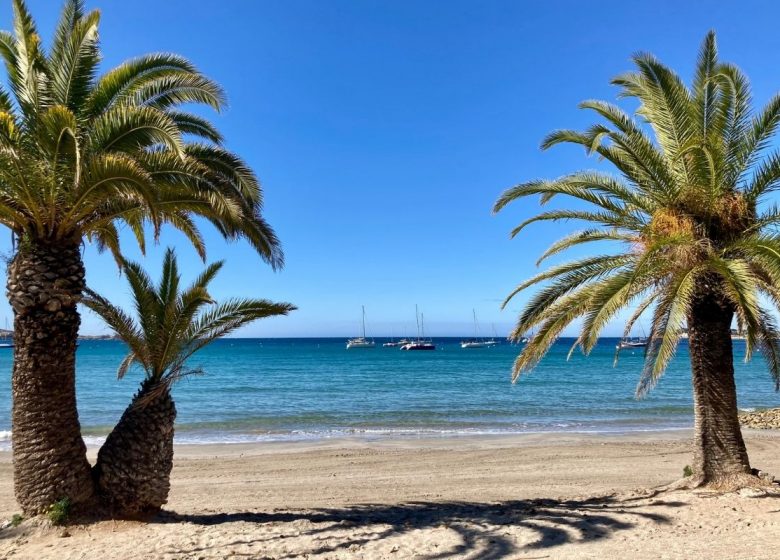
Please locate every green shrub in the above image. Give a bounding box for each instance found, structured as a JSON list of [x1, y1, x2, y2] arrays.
[[683, 465, 693, 478], [47, 498, 70, 526], [10, 514, 22, 527]]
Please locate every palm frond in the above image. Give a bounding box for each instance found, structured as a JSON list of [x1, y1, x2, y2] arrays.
[[48, 6, 100, 111], [86, 250, 295, 385], [636, 269, 699, 397], [497, 32, 780, 395]]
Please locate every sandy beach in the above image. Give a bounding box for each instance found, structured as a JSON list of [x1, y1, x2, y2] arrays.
[[1, 430, 780, 559]]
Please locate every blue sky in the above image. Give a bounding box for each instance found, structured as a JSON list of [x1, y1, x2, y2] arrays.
[[1, 0, 779, 337]]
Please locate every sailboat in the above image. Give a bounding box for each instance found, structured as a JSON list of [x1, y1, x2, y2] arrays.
[[616, 322, 648, 350], [400, 306, 435, 351], [383, 335, 406, 348], [346, 306, 375, 349], [383, 329, 405, 347], [616, 338, 647, 349], [483, 324, 500, 347], [461, 310, 487, 348], [0, 318, 13, 349]]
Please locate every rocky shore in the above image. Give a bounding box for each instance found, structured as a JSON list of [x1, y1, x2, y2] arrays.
[[740, 408, 780, 429]]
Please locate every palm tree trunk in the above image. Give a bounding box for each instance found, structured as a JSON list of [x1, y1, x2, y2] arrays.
[[687, 288, 751, 485], [6, 241, 95, 515], [93, 378, 176, 517]]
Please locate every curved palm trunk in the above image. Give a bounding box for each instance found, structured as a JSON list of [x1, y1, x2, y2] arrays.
[[687, 289, 751, 485], [93, 378, 176, 517], [6, 242, 95, 515]]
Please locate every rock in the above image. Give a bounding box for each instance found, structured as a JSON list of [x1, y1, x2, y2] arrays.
[[739, 408, 780, 430]]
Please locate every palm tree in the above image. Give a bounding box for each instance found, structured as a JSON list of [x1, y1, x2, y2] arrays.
[[493, 32, 780, 488], [82, 248, 295, 516], [0, 0, 282, 514]]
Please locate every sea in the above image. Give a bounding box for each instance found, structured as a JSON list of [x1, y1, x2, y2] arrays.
[[1, 337, 779, 450]]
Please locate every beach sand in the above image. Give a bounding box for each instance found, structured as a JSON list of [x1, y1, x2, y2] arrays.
[[2, 430, 780, 559]]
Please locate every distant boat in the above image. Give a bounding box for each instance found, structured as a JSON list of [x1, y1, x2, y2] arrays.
[[617, 319, 649, 350], [0, 318, 13, 348], [400, 306, 435, 351], [483, 323, 500, 347], [401, 340, 435, 351], [346, 306, 375, 349], [616, 338, 647, 350], [461, 309, 488, 348], [382, 330, 406, 347]]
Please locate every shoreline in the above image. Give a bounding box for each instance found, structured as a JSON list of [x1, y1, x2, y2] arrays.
[[0, 425, 701, 456], [3, 413, 777, 452], [7, 425, 780, 456], [144, 426, 704, 453], [5, 426, 779, 462], [124, 428, 702, 458]]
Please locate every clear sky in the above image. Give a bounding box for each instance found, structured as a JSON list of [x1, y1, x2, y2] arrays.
[[1, 0, 779, 337]]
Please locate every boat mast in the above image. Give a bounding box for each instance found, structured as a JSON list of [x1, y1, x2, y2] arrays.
[[361, 305, 367, 339], [415, 305, 421, 341]]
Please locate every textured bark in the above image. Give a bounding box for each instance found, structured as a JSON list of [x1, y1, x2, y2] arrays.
[[93, 378, 176, 517], [7, 241, 95, 515], [687, 285, 751, 485]]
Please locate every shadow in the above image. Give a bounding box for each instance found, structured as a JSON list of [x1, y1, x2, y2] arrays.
[[154, 494, 686, 559]]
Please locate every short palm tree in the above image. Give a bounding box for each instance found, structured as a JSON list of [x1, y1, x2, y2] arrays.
[[494, 32, 780, 487], [82, 248, 295, 516], [0, 0, 282, 514]]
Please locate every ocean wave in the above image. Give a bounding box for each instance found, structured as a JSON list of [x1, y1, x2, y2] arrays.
[[0, 423, 693, 451], [0, 432, 104, 452], [0, 430, 10, 451], [165, 423, 693, 445]]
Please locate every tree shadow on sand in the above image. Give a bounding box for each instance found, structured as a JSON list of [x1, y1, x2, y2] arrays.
[[156, 493, 686, 559]]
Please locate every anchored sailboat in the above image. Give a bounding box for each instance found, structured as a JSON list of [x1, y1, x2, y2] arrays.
[[482, 323, 500, 347], [616, 321, 648, 350], [0, 317, 13, 349], [400, 306, 435, 351], [461, 310, 487, 348], [346, 306, 375, 349]]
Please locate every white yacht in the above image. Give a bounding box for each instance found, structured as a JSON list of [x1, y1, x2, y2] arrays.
[[383, 338, 407, 348], [616, 338, 648, 350], [346, 306, 375, 349], [400, 306, 435, 351], [483, 324, 500, 347], [461, 310, 488, 348], [0, 319, 13, 348]]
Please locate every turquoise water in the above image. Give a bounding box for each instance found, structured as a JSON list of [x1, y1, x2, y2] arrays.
[[1, 337, 780, 448]]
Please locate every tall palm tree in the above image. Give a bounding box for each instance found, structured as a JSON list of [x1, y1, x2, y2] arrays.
[[494, 32, 780, 488], [82, 248, 295, 516], [0, 0, 282, 514]]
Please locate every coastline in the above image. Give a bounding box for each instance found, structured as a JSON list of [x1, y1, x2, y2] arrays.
[[132, 426, 701, 456], [0, 424, 697, 454], [3, 430, 780, 559]]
